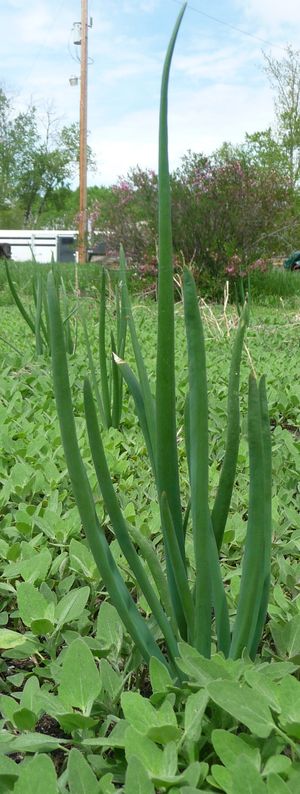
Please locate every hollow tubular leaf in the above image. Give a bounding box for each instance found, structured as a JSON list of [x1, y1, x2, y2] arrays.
[[83, 377, 180, 671], [34, 272, 44, 356], [113, 355, 157, 479], [183, 267, 211, 656], [99, 268, 112, 427], [82, 315, 106, 426], [211, 304, 249, 550], [250, 375, 272, 658], [116, 279, 127, 359], [230, 374, 267, 660], [160, 492, 195, 642], [60, 275, 73, 355], [5, 261, 35, 334], [113, 280, 127, 427], [119, 245, 156, 462], [47, 271, 167, 669], [208, 520, 231, 657], [156, 2, 187, 638], [43, 289, 51, 355], [128, 523, 175, 630], [111, 331, 121, 428], [33, 272, 49, 351]]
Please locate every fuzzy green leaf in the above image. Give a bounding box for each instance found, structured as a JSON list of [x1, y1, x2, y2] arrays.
[[58, 638, 102, 714]]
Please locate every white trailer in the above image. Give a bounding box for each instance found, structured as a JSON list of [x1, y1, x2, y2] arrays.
[[0, 229, 77, 263]]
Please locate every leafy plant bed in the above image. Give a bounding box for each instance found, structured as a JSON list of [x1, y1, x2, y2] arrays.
[[0, 301, 300, 792]]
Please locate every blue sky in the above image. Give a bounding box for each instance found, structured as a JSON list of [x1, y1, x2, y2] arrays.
[[1, 0, 300, 186]]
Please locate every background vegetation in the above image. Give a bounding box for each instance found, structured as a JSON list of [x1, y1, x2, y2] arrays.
[[1, 45, 300, 286], [0, 285, 300, 792]]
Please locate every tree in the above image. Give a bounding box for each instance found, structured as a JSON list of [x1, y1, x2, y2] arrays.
[[0, 88, 95, 227], [263, 45, 300, 189], [83, 144, 290, 278], [89, 168, 158, 262], [169, 143, 290, 273]]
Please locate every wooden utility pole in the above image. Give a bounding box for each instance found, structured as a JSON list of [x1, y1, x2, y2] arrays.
[[78, 0, 88, 263]]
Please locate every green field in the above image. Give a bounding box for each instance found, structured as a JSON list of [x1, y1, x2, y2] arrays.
[[0, 278, 300, 792]]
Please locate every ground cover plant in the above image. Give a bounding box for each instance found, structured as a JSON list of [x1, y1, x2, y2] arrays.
[[0, 295, 300, 791], [1, 4, 300, 792]]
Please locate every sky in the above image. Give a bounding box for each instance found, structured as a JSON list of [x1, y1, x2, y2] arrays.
[[1, 0, 300, 187]]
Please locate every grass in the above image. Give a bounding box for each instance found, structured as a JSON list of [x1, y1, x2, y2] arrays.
[[2, 257, 300, 309], [249, 267, 300, 304]]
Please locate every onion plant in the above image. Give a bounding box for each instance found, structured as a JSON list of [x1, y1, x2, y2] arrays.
[[47, 3, 272, 675], [82, 267, 127, 430], [6, 261, 74, 356]]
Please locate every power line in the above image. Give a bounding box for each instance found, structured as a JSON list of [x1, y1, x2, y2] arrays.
[[169, 0, 287, 52]]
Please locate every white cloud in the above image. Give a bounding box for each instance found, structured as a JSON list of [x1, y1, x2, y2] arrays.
[[5, 0, 73, 49], [90, 107, 159, 184], [90, 78, 275, 185], [97, 42, 160, 85], [120, 0, 160, 13], [174, 44, 261, 82], [239, 0, 300, 25]]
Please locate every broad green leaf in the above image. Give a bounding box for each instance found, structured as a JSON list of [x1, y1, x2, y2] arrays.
[[184, 762, 208, 787], [125, 757, 155, 794], [9, 461, 34, 490], [149, 656, 173, 693], [210, 764, 233, 794], [125, 726, 164, 778], [183, 690, 209, 742], [58, 638, 102, 715], [57, 713, 98, 732], [69, 538, 98, 580], [177, 645, 233, 684], [245, 670, 281, 712], [96, 601, 123, 653], [0, 755, 18, 794], [20, 674, 40, 712], [212, 729, 260, 770], [161, 741, 177, 778], [7, 732, 66, 752], [81, 720, 128, 749], [13, 754, 58, 794], [0, 694, 19, 724], [31, 618, 54, 635], [263, 756, 291, 777], [12, 549, 52, 584], [98, 773, 116, 794], [0, 629, 26, 649], [267, 774, 293, 793], [100, 658, 122, 702], [55, 586, 90, 628], [36, 690, 67, 720], [13, 708, 37, 731], [207, 681, 275, 738], [169, 789, 208, 794], [1, 635, 40, 660], [121, 691, 180, 743], [270, 615, 300, 659], [255, 661, 298, 681], [231, 756, 266, 793], [17, 582, 55, 627], [67, 748, 99, 794], [278, 675, 300, 738], [0, 756, 18, 776]]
